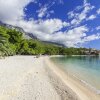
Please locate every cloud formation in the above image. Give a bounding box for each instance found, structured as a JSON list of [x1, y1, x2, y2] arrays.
[[82, 33, 100, 42], [87, 15, 96, 20], [68, 0, 95, 26], [97, 8, 100, 14], [96, 26, 100, 30], [0, 0, 100, 47], [0, 0, 33, 24], [37, 5, 48, 18]]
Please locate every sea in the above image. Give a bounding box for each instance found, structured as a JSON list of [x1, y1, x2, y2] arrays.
[[51, 56, 100, 94]]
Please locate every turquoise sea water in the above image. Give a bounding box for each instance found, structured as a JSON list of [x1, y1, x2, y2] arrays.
[[51, 56, 100, 94]]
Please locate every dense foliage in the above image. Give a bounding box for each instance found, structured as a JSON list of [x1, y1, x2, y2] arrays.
[[0, 26, 88, 57]]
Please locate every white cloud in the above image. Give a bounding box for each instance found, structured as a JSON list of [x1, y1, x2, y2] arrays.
[[68, 11, 75, 19], [0, 0, 100, 47], [14, 18, 69, 39], [18, 19, 99, 47], [68, 0, 95, 26], [97, 8, 100, 14], [37, 5, 48, 18], [87, 15, 96, 20], [35, 19, 67, 34], [0, 0, 33, 24], [37, 3, 55, 18], [96, 26, 100, 30], [15, 19, 89, 47], [49, 26, 88, 47], [20, 23, 88, 47], [82, 33, 100, 42], [46, 10, 55, 18]]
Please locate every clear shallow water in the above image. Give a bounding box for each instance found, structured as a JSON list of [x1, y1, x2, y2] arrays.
[[51, 56, 100, 94]]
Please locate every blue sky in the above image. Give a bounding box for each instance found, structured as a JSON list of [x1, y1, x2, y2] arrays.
[[0, 0, 100, 49]]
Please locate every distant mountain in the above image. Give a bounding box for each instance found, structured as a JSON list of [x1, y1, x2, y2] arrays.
[[0, 21, 25, 33], [0, 21, 64, 47], [0, 21, 37, 39], [42, 41, 64, 47]]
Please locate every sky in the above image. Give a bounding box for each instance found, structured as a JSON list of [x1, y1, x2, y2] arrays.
[[0, 0, 100, 49]]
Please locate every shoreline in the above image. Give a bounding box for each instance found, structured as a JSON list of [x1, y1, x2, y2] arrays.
[[50, 56, 100, 95], [44, 57, 79, 100], [0, 55, 100, 100], [44, 56, 100, 100]]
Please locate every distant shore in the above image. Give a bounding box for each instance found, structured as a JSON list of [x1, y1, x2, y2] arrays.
[[0, 56, 100, 100]]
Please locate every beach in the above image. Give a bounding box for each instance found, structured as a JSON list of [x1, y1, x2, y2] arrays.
[[0, 56, 99, 100]]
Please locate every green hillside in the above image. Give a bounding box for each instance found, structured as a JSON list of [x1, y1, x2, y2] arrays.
[[0, 25, 87, 57]]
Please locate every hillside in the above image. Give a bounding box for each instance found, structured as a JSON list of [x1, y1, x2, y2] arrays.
[[0, 25, 98, 57]]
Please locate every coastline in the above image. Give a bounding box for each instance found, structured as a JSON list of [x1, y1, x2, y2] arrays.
[[0, 55, 100, 100], [50, 55, 100, 95], [44, 56, 79, 100], [44, 56, 100, 100]]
